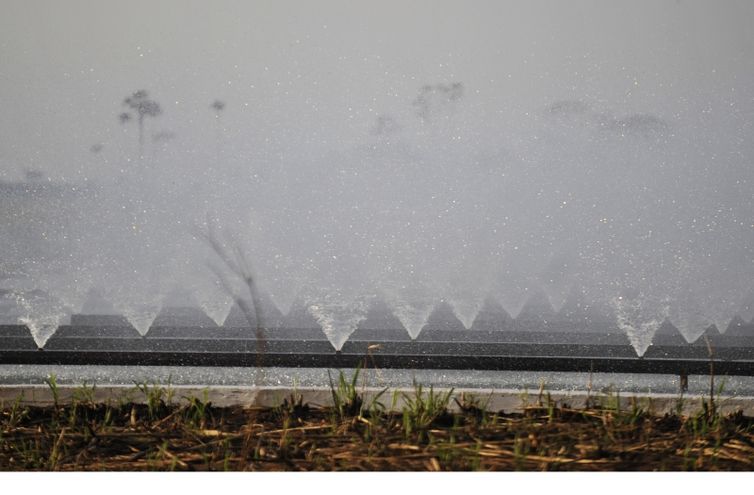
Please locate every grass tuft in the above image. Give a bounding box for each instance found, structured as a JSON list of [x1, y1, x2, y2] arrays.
[[2, 380, 754, 471]]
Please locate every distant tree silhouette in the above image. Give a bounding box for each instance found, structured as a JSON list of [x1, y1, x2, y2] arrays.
[[211, 99, 226, 114], [412, 83, 463, 121], [371, 114, 400, 136], [24, 169, 45, 181], [211, 100, 225, 158], [121, 90, 162, 158]]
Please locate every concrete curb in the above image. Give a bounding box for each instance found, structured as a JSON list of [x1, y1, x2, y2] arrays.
[[3, 384, 754, 415]]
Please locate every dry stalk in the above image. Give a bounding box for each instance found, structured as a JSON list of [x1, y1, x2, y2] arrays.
[[199, 214, 267, 375]]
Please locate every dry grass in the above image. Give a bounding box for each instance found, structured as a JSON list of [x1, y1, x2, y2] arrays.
[[2, 378, 754, 471]]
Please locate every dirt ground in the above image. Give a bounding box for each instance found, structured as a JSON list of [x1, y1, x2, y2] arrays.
[[2, 381, 754, 471]]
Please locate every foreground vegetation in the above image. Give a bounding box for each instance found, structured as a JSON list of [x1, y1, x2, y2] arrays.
[[2, 372, 754, 471]]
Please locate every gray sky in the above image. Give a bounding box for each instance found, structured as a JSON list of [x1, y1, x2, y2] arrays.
[[2, 0, 753, 180]]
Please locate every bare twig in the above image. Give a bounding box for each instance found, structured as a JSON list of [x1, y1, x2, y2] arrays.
[[199, 214, 267, 370]]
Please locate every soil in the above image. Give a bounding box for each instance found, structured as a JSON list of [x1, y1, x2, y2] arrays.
[[2, 390, 754, 471]]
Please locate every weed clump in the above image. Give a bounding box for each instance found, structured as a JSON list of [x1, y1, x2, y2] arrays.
[[1, 378, 754, 471]]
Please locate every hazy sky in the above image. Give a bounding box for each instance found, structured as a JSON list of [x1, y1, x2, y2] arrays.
[[2, 0, 753, 180]]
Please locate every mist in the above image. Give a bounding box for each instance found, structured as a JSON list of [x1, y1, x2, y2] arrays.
[[1, 0, 754, 354]]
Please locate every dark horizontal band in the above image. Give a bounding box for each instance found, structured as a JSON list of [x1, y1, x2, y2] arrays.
[[0, 324, 750, 375]]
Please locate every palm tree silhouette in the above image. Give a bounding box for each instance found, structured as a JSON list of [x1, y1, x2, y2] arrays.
[[211, 99, 225, 114], [211, 99, 225, 158], [121, 90, 162, 158]]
